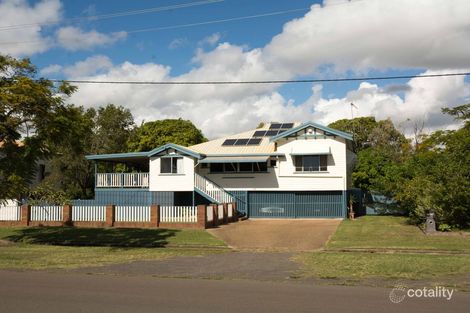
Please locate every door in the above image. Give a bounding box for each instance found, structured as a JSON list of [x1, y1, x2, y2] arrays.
[[248, 191, 344, 218]]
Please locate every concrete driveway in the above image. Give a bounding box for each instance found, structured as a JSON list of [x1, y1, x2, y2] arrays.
[[208, 219, 342, 251]]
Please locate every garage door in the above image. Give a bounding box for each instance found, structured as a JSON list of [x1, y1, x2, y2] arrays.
[[248, 191, 345, 218]]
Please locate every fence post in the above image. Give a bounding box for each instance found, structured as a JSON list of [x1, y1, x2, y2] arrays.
[[105, 204, 115, 227], [231, 202, 238, 222], [222, 203, 228, 224], [20, 204, 30, 226], [212, 204, 218, 227], [197, 204, 207, 229], [151, 204, 160, 227], [63, 204, 72, 226]]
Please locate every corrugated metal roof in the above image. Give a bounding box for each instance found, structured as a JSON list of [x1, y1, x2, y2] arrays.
[[189, 123, 301, 155]]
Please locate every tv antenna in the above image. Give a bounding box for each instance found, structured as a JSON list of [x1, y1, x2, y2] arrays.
[[350, 102, 358, 119]]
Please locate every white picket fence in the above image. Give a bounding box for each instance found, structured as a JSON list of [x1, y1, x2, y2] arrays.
[[206, 205, 213, 222], [227, 203, 233, 219], [160, 206, 197, 223], [0, 205, 21, 221], [30, 205, 63, 221], [218, 204, 224, 221], [72, 205, 106, 222], [115, 205, 151, 222]]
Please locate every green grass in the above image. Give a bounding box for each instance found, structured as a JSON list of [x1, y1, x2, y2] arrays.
[[0, 227, 227, 270], [0, 245, 226, 270], [328, 216, 470, 251], [295, 252, 470, 280], [0, 227, 226, 247]]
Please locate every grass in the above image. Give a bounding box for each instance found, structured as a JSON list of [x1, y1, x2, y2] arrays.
[[296, 216, 470, 284], [0, 227, 226, 247], [327, 216, 470, 251], [295, 252, 470, 280], [0, 227, 227, 270]]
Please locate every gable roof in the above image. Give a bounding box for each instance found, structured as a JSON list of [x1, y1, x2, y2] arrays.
[[270, 122, 353, 142], [86, 143, 202, 161], [147, 143, 202, 159]]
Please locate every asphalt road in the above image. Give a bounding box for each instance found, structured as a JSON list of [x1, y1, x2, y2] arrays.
[[0, 271, 468, 313]]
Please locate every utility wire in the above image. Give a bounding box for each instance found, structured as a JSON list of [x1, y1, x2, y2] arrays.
[[127, 8, 309, 34], [48, 72, 470, 85], [0, 7, 309, 46], [0, 0, 224, 31]]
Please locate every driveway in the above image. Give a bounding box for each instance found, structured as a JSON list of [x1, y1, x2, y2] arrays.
[[208, 219, 341, 251]]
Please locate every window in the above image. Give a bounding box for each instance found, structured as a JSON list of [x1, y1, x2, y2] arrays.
[[294, 155, 327, 172], [209, 162, 268, 173], [160, 157, 183, 174], [270, 159, 277, 167], [210, 163, 224, 173]]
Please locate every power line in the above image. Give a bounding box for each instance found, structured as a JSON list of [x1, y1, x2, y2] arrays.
[[48, 72, 470, 85], [0, 0, 224, 31], [0, 7, 309, 46], [127, 8, 309, 34]]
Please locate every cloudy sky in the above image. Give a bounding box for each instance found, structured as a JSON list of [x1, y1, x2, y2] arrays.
[[2, 0, 470, 138]]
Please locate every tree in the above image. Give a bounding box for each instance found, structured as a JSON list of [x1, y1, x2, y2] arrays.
[[328, 117, 378, 152], [42, 104, 136, 199], [394, 105, 470, 227], [0, 54, 76, 200], [41, 105, 96, 199], [90, 104, 135, 154], [128, 119, 207, 152]]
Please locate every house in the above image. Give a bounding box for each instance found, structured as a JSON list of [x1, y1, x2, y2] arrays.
[[83, 122, 355, 218]]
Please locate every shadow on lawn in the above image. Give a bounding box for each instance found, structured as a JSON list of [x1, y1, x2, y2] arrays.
[[6, 227, 181, 247]]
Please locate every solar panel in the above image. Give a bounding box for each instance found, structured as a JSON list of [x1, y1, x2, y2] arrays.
[[247, 138, 262, 145], [269, 123, 282, 129], [222, 139, 237, 146], [234, 138, 250, 145], [281, 123, 294, 129], [265, 130, 279, 136], [253, 130, 267, 137]]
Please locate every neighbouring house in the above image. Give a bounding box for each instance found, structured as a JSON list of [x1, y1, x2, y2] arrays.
[[82, 122, 355, 219]]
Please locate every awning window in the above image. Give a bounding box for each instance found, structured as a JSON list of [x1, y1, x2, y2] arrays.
[[200, 156, 269, 164], [290, 147, 330, 156]]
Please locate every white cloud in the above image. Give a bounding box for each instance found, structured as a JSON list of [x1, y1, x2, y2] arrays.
[[0, 0, 62, 57], [56, 26, 126, 51], [168, 37, 189, 50], [65, 0, 470, 138], [305, 70, 470, 134], [40, 64, 62, 76], [199, 33, 221, 46], [264, 0, 470, 75], [62, 55, 113, 77]]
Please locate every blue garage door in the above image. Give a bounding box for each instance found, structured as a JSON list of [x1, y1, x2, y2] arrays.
[[248, 191, 345, 218]]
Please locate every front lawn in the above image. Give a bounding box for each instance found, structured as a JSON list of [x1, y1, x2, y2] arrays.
[[327, 216, 470, 252], [0, 227, 227, 270], [295, 252, 470, 281], [295, 216, 470, 286], [0, 227, 226, 247]]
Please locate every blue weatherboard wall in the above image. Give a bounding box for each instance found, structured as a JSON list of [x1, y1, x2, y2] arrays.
[[246, 191, 345, 218], [73, 189, 174, 206], [229, 190, 248, 215]]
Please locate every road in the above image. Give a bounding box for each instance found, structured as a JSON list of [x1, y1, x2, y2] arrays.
[[0, 270, 468, 313]]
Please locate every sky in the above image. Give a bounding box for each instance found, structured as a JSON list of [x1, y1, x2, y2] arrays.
[[1, 0, 470, 138]]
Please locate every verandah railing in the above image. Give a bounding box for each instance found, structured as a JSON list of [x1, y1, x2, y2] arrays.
[[95, 173, 149, 188]]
